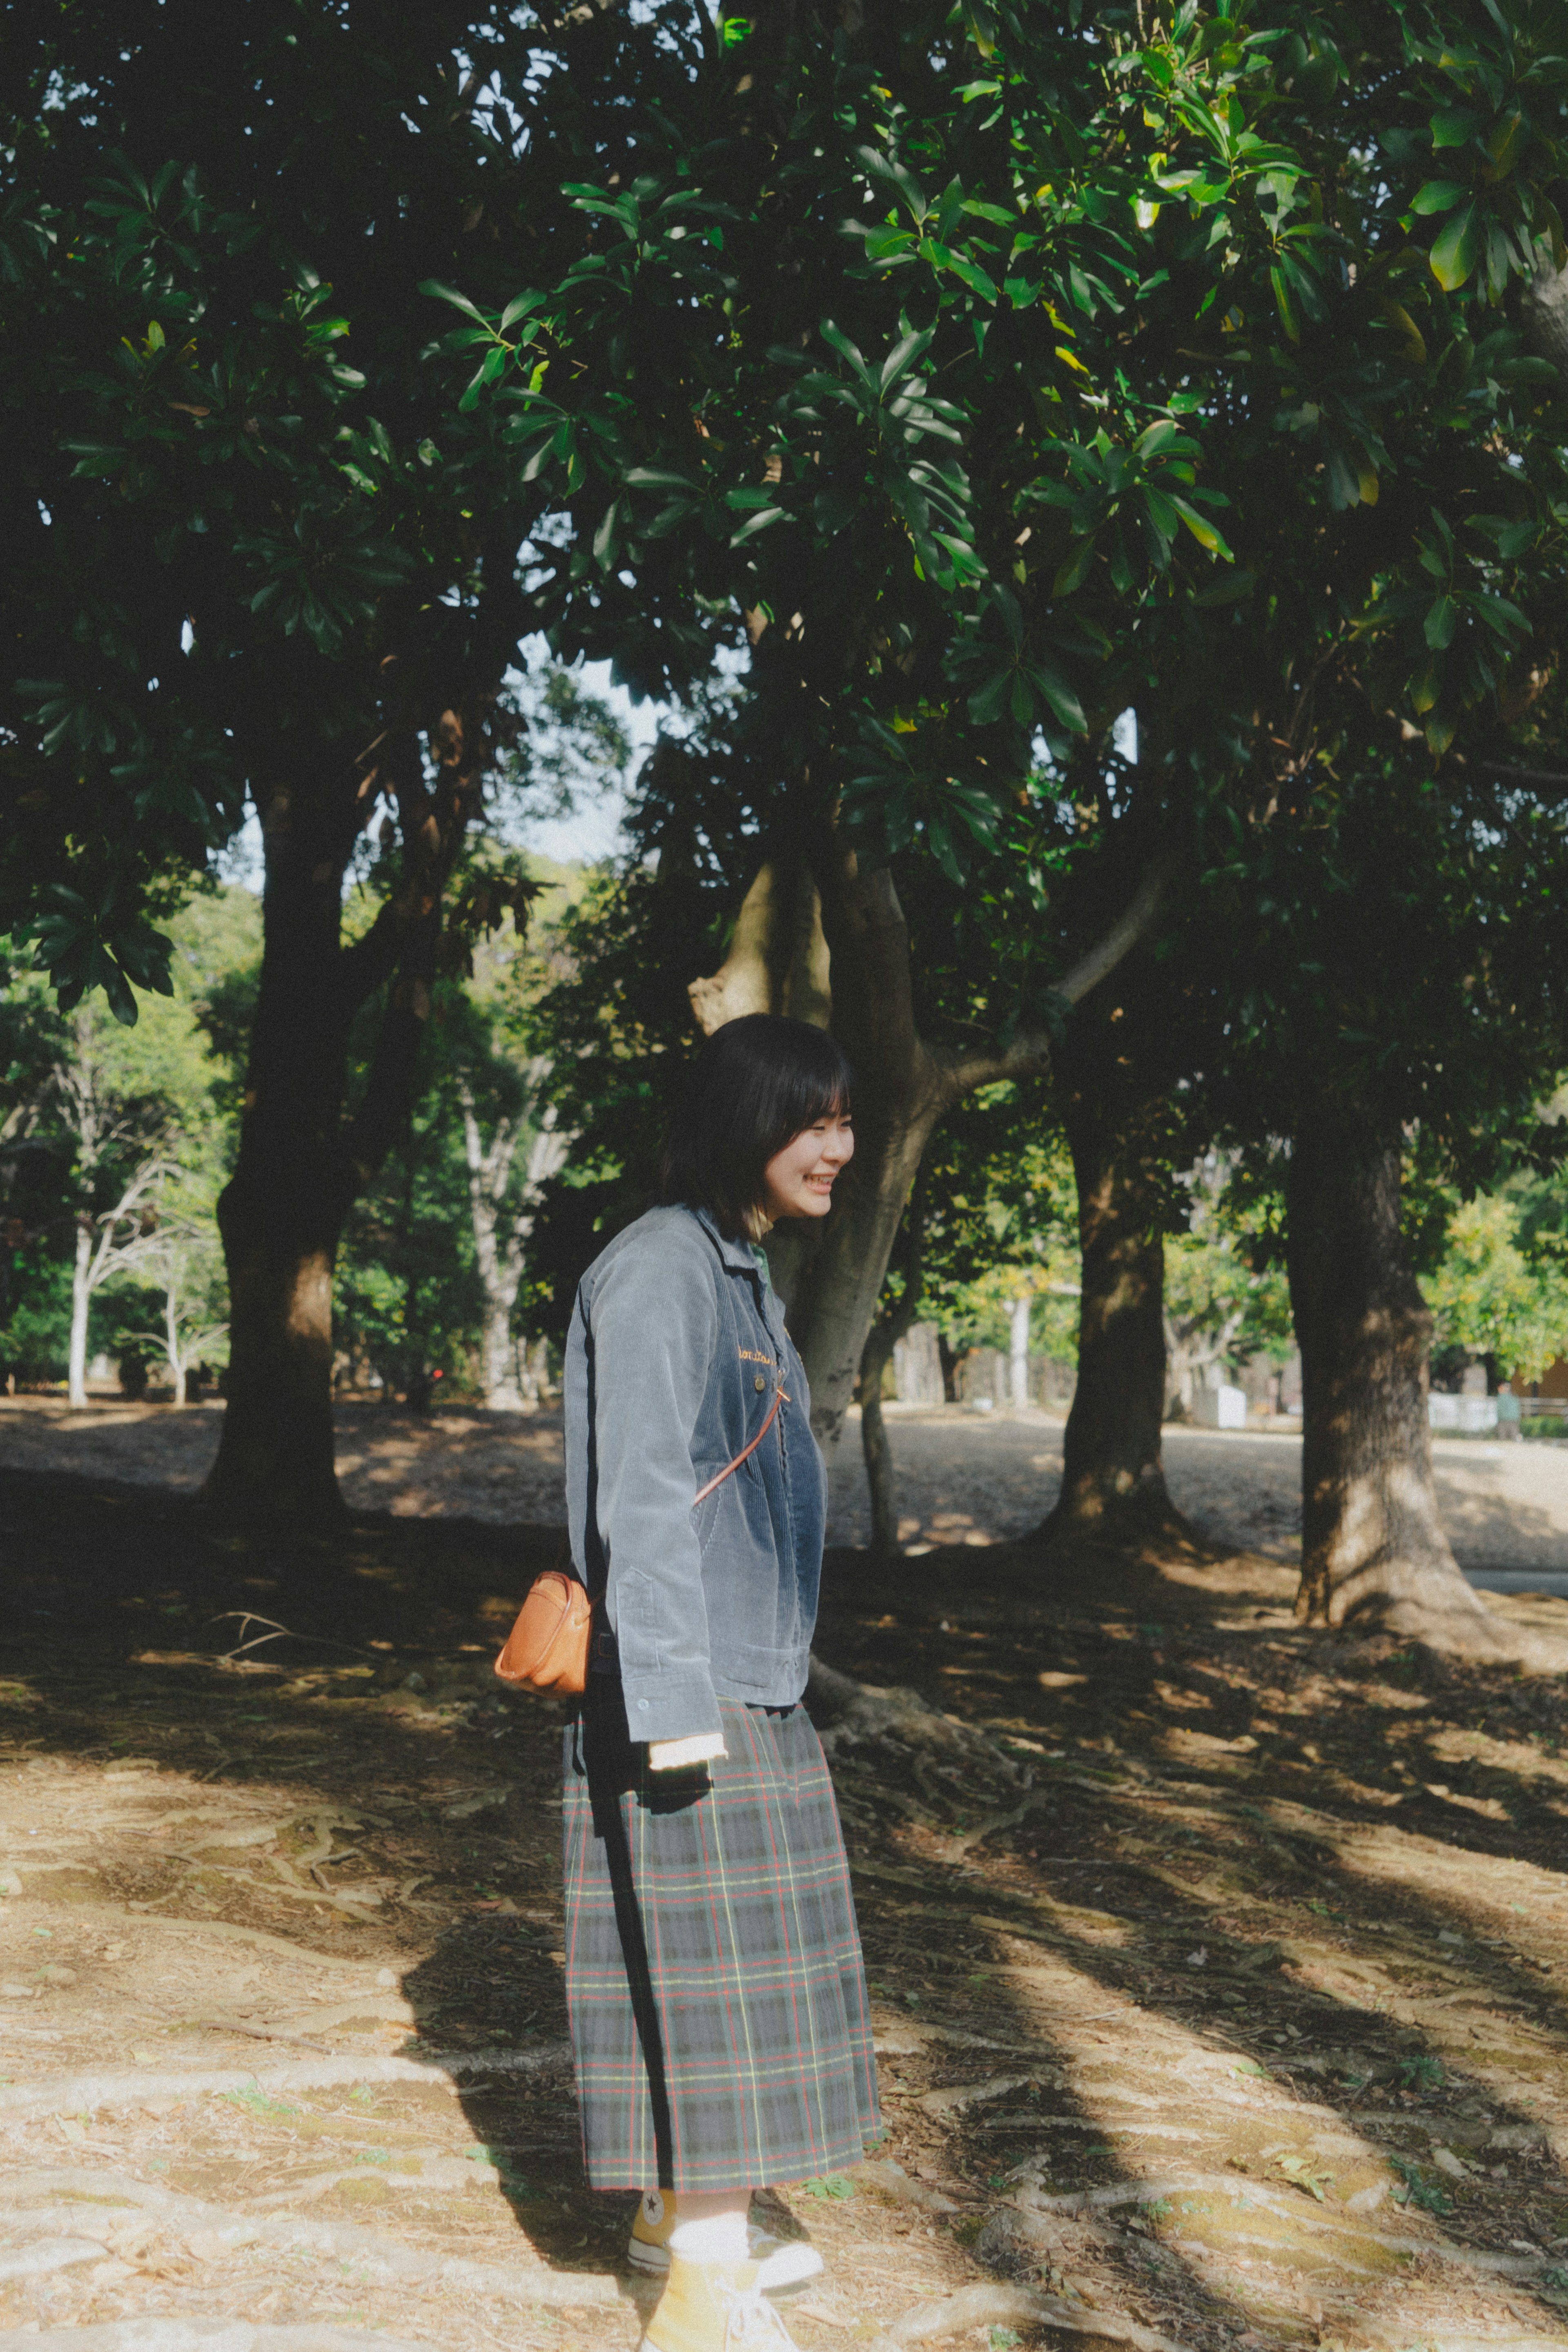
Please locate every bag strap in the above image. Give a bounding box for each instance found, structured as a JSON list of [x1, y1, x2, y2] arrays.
[[692, 1384, 786, 1505]]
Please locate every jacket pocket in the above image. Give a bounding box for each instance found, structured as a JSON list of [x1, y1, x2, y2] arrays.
[[690, 1467, 731, 1558]]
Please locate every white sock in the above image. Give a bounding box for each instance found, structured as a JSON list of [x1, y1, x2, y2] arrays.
[[668, 2207, 751, 2264]]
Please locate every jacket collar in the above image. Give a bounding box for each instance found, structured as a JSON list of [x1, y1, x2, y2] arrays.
[[692, 1204, 763, 1276], [691, 1206, 790, 1351]]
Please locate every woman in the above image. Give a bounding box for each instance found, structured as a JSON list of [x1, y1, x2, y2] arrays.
[[561, 1014, 880, 2352]]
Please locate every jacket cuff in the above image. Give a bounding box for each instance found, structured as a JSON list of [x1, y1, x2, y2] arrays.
[[621, 1671, 723, 1747], [649, 1732, 727, 1772]]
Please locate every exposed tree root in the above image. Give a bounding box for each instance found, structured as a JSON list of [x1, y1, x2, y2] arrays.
[[26, 2326, 434, 2350], [0, 2041, 571, 2119], [0, 2236, 107, 2284], [1007, 2170, 1547, 2279], [1320, 1581, 1568, 1672], [0, 2170, 624, 2310], [882, 2278, 1189, 2349], [62, 1906, 393, 1974], [806, 1654, 1016, 1776], [1035, 1494, 1217, 1565]]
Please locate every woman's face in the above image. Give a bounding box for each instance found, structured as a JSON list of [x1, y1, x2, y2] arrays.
[[760, 1108, 854, 1223]]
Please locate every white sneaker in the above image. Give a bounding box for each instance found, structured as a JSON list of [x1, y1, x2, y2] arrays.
[[628, 2189, 823, 2292]]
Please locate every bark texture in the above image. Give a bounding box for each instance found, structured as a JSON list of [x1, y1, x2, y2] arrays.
[[855, 1182, 927, 1556], [1286, 1108, 1505, 1651], [1042, 1088, 1185, 1546], [208, 765, 360, 1521]]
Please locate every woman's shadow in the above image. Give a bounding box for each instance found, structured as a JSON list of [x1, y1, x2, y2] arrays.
[[400, 1913, 655, 2312]]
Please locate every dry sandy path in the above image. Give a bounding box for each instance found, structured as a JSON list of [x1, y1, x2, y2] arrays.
[[3, 1395, 1568, 1578]]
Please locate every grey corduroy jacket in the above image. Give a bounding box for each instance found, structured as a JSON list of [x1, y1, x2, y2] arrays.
[[563, 1203, 826, 1746]]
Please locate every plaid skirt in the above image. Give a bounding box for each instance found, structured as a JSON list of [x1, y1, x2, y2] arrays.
[[561, 1681, 881, 2191]]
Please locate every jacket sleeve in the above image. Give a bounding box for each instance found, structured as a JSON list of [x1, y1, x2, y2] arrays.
[[588, 1237, 723, 1745]]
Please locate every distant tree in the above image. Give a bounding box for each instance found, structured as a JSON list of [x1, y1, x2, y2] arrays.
[[1161, 1157, 1294, 1420], [0, 891, 255, 1393], [1421, 1195, 1568, 1390], [458, 1072, 568, 1411], [39, 1011, 172, 1408]]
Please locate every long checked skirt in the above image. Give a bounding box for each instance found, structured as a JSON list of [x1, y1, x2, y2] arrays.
[[562, 1679, 881, 2191]]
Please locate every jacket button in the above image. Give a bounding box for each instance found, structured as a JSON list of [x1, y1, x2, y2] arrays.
[[754, 1373, 766, 1391]]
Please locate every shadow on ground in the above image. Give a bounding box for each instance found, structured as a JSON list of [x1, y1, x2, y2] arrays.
[[1, 1469, 1567, 2348]]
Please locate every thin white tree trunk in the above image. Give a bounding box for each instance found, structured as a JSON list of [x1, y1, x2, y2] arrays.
[[167, 1288, 187, 1408], [1009, 1295, 1031, 1410], [458, 1078, 569, 1413], [459, 1086, 523, 1411], [69, 1221, 92, 1409]]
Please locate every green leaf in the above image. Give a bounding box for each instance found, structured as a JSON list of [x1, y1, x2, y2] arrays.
[[1420, 593, 1457, 649], [1169, 497, 1233, 557], [1053, 540, 1095, 597], [499, 290, 547, 331], [419, 279, 491, 327], [1410, 180, 1469, 215], [1424, 594, 1458, 650], [1430, 203, 1481, 290], [728, 506, 785, 546], [820, 319, 873, 385], [1030, 662, 1087, 733], [592, 499, 623, 571], [880, 327, 935, 395], [968, 668, 1016, 727]]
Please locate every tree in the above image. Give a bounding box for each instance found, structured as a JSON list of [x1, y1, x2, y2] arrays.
[[1162, 1156, 1294, 1418], [458, 1066, 570, 1409], [448, 0, 1294, 1437], [1200, 733, 1568, 1649], [4, 0, 579, 1515], [855, 1103, 1082, 1554], [39, 1012, 169, 1408], [135, 1180, 230, 1408]]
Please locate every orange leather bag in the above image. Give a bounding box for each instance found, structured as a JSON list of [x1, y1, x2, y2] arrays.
[[494, 1386, 784, 1697]]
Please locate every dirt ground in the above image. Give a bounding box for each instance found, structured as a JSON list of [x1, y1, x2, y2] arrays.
[[4, 1393, 1568, 1573], [4, 1424, 1568, 2352]]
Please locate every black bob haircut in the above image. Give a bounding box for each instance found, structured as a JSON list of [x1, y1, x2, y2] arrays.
[[660, 1014, 853, 1240]]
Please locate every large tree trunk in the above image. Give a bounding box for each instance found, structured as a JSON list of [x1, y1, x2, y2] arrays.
[[1041, 1089, 1186, 1547], [201, 598, 513, 1524], [1286, 1105, 1505, 1651], [206, 788, 356, 1525]]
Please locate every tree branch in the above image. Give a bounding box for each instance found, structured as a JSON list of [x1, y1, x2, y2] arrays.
[[1055, 860, 1167, 1006], [932, 861, 1167, 1098]]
